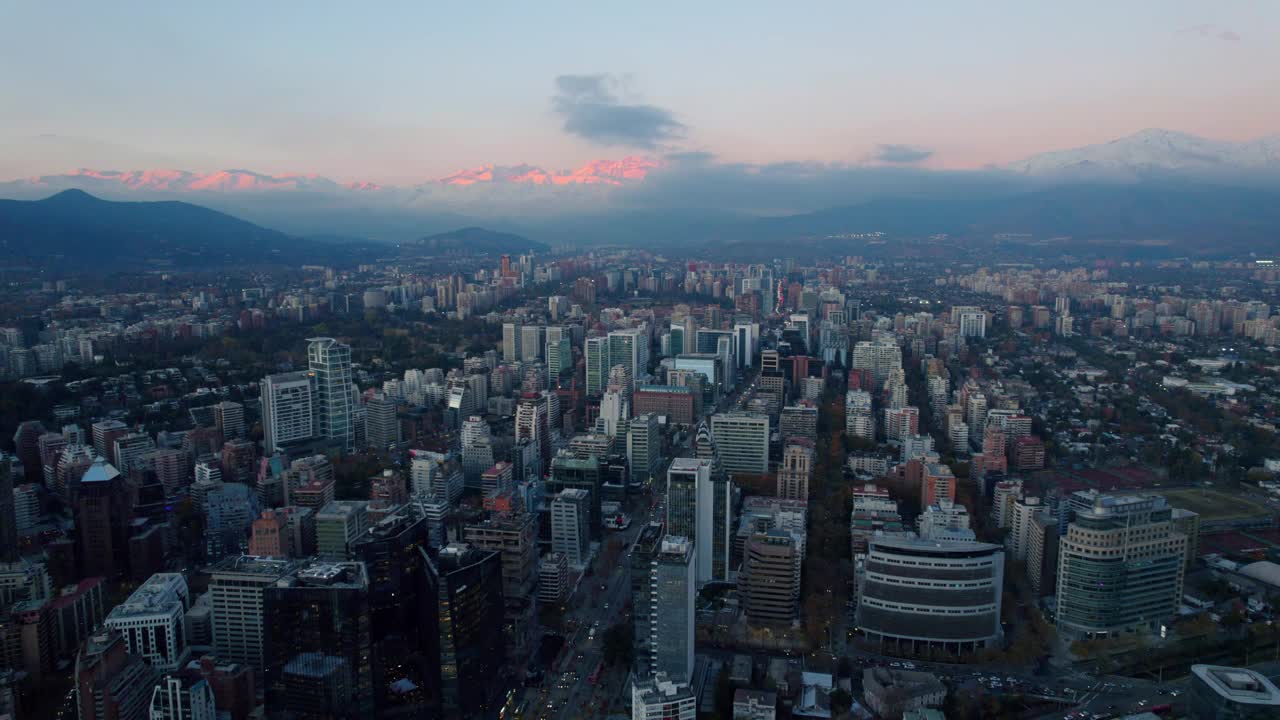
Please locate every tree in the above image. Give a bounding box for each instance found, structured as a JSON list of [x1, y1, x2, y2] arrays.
[[829, 688, 853, 716]]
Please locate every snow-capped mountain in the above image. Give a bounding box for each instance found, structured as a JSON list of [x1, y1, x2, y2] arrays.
[[1005, 128, 1280, 178], [435, 156, 657, 186]]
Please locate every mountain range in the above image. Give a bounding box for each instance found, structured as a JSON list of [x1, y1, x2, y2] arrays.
[[3, 129, 1280, 264]]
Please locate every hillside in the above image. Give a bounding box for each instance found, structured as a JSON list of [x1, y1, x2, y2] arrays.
[[0, 190, 308, 268]]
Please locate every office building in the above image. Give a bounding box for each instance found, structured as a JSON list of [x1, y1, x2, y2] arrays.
[[547, 453, 602, 538], [631, 522, 665, 676], [209, 556, 299, 673], [585, 336, 609, 396], [665, 458, 725, 585], [463, 508, 538, 649], [103, 573, 190, 672], [203, 483, 260, 562], [626, 413, 661, 484], [521, 324, 545, 363], [539, 552, 569, 605], [409, 449, 463, 505], [349, 509, 435, 716], [710, 412, 769, 476], [263, 562, 373, 717], [633, 385, 697, 425], [652, 536, 695, 683], [430, 543, 506, 719], [149, 674, 217, 720], [738, 530, 801, 625], [858, 538, 1005, 654], [607, 328, 647, 392], [307, 337, 355, 452], [502, 322, 522, 363], [0, 458, 16, 563], [91, 419, 129, 466], [632, 673, 696, 720], [551, 488, 591, 568], [776, 440, 814, 501], [111, 432, 155, 476], [779, 403, 818, 443], [1055, 494, 1187, 639], [315, 500, 370, 560], [1188, 664, 1280, 719], [74, 629, 159, 720]]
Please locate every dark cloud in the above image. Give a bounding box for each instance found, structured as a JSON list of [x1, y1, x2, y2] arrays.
[[552, 74, 685, 149], [873, 144, 934, 164], [1180, 24, 1241, 42]]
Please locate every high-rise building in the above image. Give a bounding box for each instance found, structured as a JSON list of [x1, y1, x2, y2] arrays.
[[261, 371, 318, 454], [738, 530, 801, 624], [858, 538, 1005, 654], [463, 508, 538, 651], [212, 401, 246, 442], [630, 522, 664, 675], [1025, 513, 1060, 597], [429, 543, 506, 719], [103, 573, 191, 672], [710, 412, 769, 476], [551, 488, 591, 568], [262, 561, 373, 717], [920, 463, 956, 508], [515, 394, 550, 476], [349, 509, 435, 716], [851, 339, 902, 390], [607, 328, 647, 392], [74, 629, 159, 720], [779, 403, 819, 443], [111, 432, 155, 476], [0, 458, 17, 563], [1056, 494, 1187, 639], [76, 459, 129, 579], [652, 536, 695, 683], [502, 322, 522, 363], [845, 390, 875, 441], [149, 674, 218, 720], [917, 499, 974, 542], [776, 440, 814, 501], [626, 413, 660, 485], [632, 673, 697, 720], [585, 335, 609, 396], [91, 419, 129, 466], [1009, 496, 1043, 561], [547, 453, 602, 537], [307, 337, 355, 452], [665, 458, 725, 586], [315, 500, 370, 560], [209, 556, 299, 674], [364, 393, 400, 450]]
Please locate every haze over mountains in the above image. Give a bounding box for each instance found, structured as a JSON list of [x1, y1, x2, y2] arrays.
[[3, 129, 1280, 260]]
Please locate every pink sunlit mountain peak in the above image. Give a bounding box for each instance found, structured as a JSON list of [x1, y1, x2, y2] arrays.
[[436, 156, 659, 186]]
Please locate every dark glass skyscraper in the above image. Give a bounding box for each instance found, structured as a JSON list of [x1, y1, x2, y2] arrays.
[[262, 562, 373, 718], [428, 543, 506, 720]]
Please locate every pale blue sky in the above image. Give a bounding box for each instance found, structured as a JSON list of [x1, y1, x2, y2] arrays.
[[1, 1, 1276, 182]]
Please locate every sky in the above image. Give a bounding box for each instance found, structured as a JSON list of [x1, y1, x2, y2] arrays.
[[1, 1, 1277, 184]]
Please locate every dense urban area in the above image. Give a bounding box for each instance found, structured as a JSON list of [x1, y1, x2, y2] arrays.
[[2, 247, 1280, 720]]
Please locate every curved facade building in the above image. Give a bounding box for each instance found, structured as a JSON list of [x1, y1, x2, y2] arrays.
[[857, 537, 1004, 654]]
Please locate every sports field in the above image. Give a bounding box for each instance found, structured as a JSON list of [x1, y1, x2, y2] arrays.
[[1134, 486, 1270, 521]]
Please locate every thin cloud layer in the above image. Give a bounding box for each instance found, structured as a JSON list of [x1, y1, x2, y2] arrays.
[[551, 74, 685, 149], [1180, 24, 1241, 42], [873, 144, 935, 164]]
